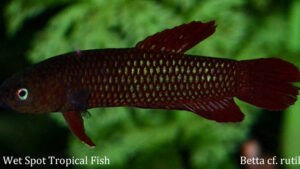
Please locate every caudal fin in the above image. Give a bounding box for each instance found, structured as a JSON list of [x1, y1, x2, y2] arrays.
[[237, 58, 300, 110]]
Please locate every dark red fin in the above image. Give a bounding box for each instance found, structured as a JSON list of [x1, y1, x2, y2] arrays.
[[66, 90, 90, 112], [237, 58, 300, 110], [63, 111, 96, 147], [182, 97, 244, 122], [135, 21, 216, 54]]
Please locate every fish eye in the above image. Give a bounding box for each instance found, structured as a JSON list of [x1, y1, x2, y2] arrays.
[[16, 88, 29, 101]]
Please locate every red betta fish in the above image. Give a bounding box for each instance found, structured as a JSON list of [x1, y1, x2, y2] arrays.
[[0, 21, 299, 147]]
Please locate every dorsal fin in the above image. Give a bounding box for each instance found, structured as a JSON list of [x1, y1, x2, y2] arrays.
[[135, 21, 216, 54]]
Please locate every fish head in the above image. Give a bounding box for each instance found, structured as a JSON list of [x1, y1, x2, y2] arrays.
[[0, 66, 65, 114]]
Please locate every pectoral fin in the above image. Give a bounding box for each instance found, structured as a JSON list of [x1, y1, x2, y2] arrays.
[[63, 111, 96, 147], [66, 90, 90, 112]]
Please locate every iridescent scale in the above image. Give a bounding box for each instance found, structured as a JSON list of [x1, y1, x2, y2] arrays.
[[60, 49, 238, 109]]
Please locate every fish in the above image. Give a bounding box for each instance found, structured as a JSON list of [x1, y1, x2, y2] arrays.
[[0, 21, 299, 147]]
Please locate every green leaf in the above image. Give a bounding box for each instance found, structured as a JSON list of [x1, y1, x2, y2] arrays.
[[5, 0, 72, 36]]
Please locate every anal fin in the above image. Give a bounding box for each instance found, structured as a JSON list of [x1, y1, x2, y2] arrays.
[[182, 97, 244, 122], [63, 111, 96, 147]]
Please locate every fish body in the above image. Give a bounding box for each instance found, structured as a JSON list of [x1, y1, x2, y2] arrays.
[[0, 21, 299, 146], [54, 49, 238, 111]]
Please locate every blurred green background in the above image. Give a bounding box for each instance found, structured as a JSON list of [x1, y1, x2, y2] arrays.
[[0, 0, 300, 169]]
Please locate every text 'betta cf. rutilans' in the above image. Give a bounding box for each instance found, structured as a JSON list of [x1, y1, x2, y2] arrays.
[[0, 21, 299, 147]]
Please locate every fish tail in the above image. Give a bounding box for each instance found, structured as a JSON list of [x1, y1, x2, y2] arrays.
[[236, 58, 300, 110]]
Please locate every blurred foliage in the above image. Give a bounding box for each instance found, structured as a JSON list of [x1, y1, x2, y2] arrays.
[[2, 0, 300, 169], [282, 95, 300, 169]]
